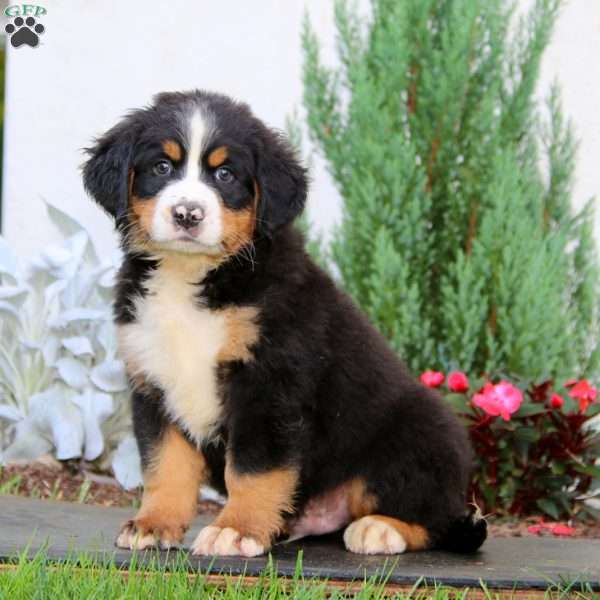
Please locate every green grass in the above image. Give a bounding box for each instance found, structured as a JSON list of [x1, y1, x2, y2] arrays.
[[0, 551, 597, 600], [0, 475, 22, 496], [0, 551, 388, 600], [0, 474, 64, 502]]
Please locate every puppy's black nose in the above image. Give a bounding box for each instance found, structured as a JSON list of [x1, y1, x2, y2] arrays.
[[172, 202, 205, 230]]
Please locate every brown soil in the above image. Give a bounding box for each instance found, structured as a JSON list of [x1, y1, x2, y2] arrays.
[[1, 463, 598, 538]]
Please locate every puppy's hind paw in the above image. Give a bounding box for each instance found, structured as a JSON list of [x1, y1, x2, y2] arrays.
[[344, 516, 407, 555]]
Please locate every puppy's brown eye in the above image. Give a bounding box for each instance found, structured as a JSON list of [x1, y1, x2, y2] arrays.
[[153, 160, 173, 176], [215, 166, 234, 183]]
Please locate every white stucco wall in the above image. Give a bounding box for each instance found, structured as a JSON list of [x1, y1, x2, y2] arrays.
[[1, 0, 599, 261]]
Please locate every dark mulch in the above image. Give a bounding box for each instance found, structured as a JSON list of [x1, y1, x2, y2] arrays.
[[0, 462, 220, 514], [0, 462, 140, 507], [1, 462, 598, 538]]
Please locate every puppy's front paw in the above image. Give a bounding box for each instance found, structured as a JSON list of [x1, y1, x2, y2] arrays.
[[116, 515, 187, 550], [191, 525, 265, 557]]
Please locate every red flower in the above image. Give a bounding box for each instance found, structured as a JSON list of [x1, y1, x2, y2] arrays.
[[550, 524, 576, 536], [420, 370, 445, 388], [472, 381, 523, 421], [549, 394, 564, 409], [448, 371, 469, 393], [568, 379, 597, 414], [564, 379, 577, 387], [527, 522, 576, 536]]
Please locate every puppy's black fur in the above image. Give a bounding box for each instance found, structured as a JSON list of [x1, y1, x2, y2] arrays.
[[84, 90, 485, 554]]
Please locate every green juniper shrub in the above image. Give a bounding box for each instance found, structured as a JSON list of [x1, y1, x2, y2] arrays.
[[301, 0, 600, 382], [301, 0, 600, 520]]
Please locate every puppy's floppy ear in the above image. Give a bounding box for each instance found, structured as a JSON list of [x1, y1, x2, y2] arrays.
[[82, 120, 135, 224], [255, 129, 308, 237]]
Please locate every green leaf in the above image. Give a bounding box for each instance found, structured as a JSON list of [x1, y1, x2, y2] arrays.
[[514, 427, 541, 442], [536, 498, 560, 520], [586, 404, 600, 417], [574, 464, 600, 480], [579, 504, 600, 522], [480, 480, 496, 509], [443, 393, 470, 414], [498, 479, 516, 500], [514, 404, 548, 418]]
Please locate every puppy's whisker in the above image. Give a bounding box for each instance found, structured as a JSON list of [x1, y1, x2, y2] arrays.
[[229, 235, 256, 271]]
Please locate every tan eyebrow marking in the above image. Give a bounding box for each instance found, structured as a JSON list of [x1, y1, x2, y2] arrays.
[[162, 140, 182, 161], [207, 146, 229, 168]]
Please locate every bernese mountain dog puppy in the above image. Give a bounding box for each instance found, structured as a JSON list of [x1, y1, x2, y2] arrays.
[[83, 90, 486, 557]]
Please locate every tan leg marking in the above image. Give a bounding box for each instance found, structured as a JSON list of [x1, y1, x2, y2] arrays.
[[192, 461, 298, 557], [162, 139, 182, 162], [207, 145, 228, 167], [346, 477, 378, 519], [116, 425, 205, 550], [217, 306, 260, 363], [344, 515, 429, 555]]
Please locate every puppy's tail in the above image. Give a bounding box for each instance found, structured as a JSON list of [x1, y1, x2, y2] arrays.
[[436, 507, 487, 553]]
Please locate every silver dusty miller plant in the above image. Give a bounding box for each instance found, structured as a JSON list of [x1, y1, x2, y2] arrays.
[[0, 203, 142, 488]]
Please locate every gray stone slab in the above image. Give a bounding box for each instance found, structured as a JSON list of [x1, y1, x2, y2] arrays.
[[0, 496, 598, 590]]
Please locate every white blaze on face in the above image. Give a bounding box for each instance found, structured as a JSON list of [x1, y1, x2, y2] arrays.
[[151, 110, 223, 254]]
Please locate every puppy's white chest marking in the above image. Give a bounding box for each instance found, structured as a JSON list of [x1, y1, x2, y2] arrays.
[[118, 258, 225, 443]]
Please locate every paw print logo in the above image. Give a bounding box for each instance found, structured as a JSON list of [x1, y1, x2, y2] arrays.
[[5, 16, 45, 48]]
